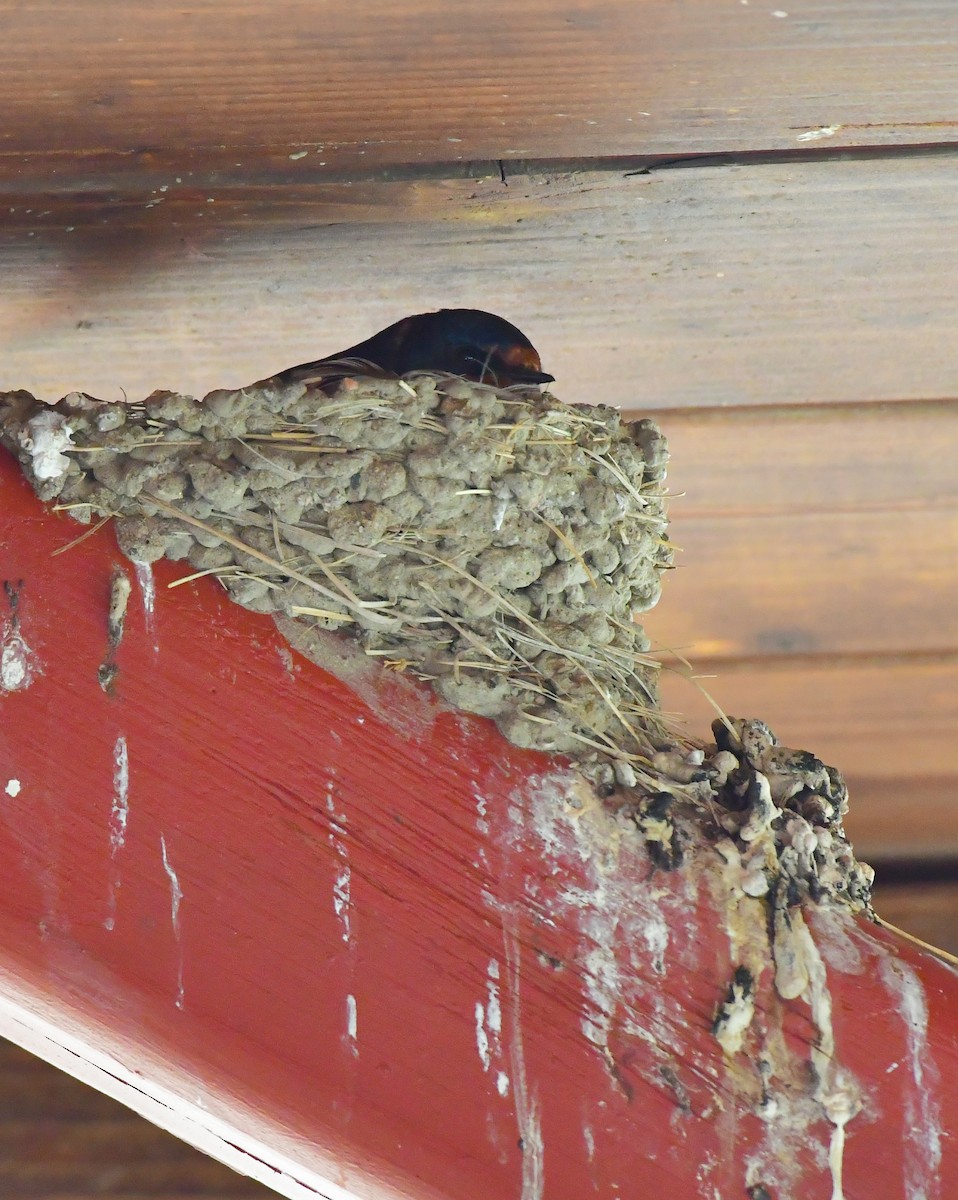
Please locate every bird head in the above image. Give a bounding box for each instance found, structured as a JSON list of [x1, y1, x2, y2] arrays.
[[400, 309, 555, 387]]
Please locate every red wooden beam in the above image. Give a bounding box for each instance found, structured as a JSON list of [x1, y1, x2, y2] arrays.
[[0, 446, 956, 1199]]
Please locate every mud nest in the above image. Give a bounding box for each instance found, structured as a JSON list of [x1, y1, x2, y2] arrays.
[[0, 377, 677, 767], [0, 375, 875, 916]]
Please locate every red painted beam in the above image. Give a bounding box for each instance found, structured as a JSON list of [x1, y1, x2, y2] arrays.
[[0, 445, 956, 1200]]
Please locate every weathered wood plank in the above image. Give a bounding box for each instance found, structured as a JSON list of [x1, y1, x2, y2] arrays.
[[4, 0, 958, 190], [659, 658, 958, 783], [3, 160, 958, 407], [655, 400, 958, 517], [648, 506, 958, 658], [843, 778, 958, 862], [871, 883, 958, 958]]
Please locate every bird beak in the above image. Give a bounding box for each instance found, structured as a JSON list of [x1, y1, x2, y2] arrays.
[[514, 369, 555, 385]]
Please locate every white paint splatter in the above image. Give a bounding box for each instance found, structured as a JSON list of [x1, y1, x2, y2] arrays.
[[134, 560, 158, 652], [502, 913, 544, 1200], [18, 409, 74, 479], [1, 627, 40, 692], [4, 779, 21, 798], [160, 835, 185, 1010], [345, 993, 358, 1056], [879, 957, 942, 1200]]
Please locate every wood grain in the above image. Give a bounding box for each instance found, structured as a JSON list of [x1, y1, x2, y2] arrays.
[[3, 160, 958, 407], [845, 778, 958, 861], [871, 883, 958, 958], [0, 1040, 267, 1198], [4, 0, 958, 191], [647, 506, 958, 659], [2, 452, 958, 1200], [656, 400, 958, 518], [659, 658, 958, 783]]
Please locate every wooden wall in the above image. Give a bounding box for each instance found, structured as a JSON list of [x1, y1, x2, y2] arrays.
[[2, 0, 957, 1188], [0, 1038, 268, 1198]]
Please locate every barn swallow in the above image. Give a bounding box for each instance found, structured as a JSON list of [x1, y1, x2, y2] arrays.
[[269, 309, 554, 389]]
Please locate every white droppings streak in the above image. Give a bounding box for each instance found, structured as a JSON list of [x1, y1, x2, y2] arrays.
[[791, 909, 861, 1200], [475, 957, 506, 1084], [486, 959, 502, 1034], [642, 895, 670, 975], [1, 627, 39, 692], [475, 1003, 491, 1071], [797, 123, 841, 142], [160, 835, 185, 1010], [4, 779, 21, 798], [104, 735, 130, 931], [502, 914, 544, 1200], [345, 993, 358, 1056], [133, 560, 158, 651], [110, 736, 129, 853], [18, 410, 74, 479], [879, 957, 942, 1200]]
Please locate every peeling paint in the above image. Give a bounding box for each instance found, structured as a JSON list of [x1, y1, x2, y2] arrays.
[[474, 787, 491, 870], [160, 834, 185, 1011], [4, 779, 21, 798], [332, 866, 350, 942], [879, 957, 942, 1200], [345, 993, 358, 1057], [326, 783, 351, 945]]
